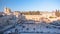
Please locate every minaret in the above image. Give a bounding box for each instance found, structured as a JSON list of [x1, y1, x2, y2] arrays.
[[4, 7, 11, 15]]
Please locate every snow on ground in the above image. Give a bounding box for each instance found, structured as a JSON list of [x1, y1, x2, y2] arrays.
[[4, 22, 60, 34]]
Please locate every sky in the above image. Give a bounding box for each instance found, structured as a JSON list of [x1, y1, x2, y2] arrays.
[[0, 0, 60, 12]]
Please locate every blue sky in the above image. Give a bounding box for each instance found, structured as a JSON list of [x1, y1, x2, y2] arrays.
[[0, 0, 60, 12]]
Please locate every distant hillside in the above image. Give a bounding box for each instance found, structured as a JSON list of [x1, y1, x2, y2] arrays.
[[21, 11, 41, 15]]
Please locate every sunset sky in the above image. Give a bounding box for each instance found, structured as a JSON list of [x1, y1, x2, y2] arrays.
[[0, 0, 60, 12]]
